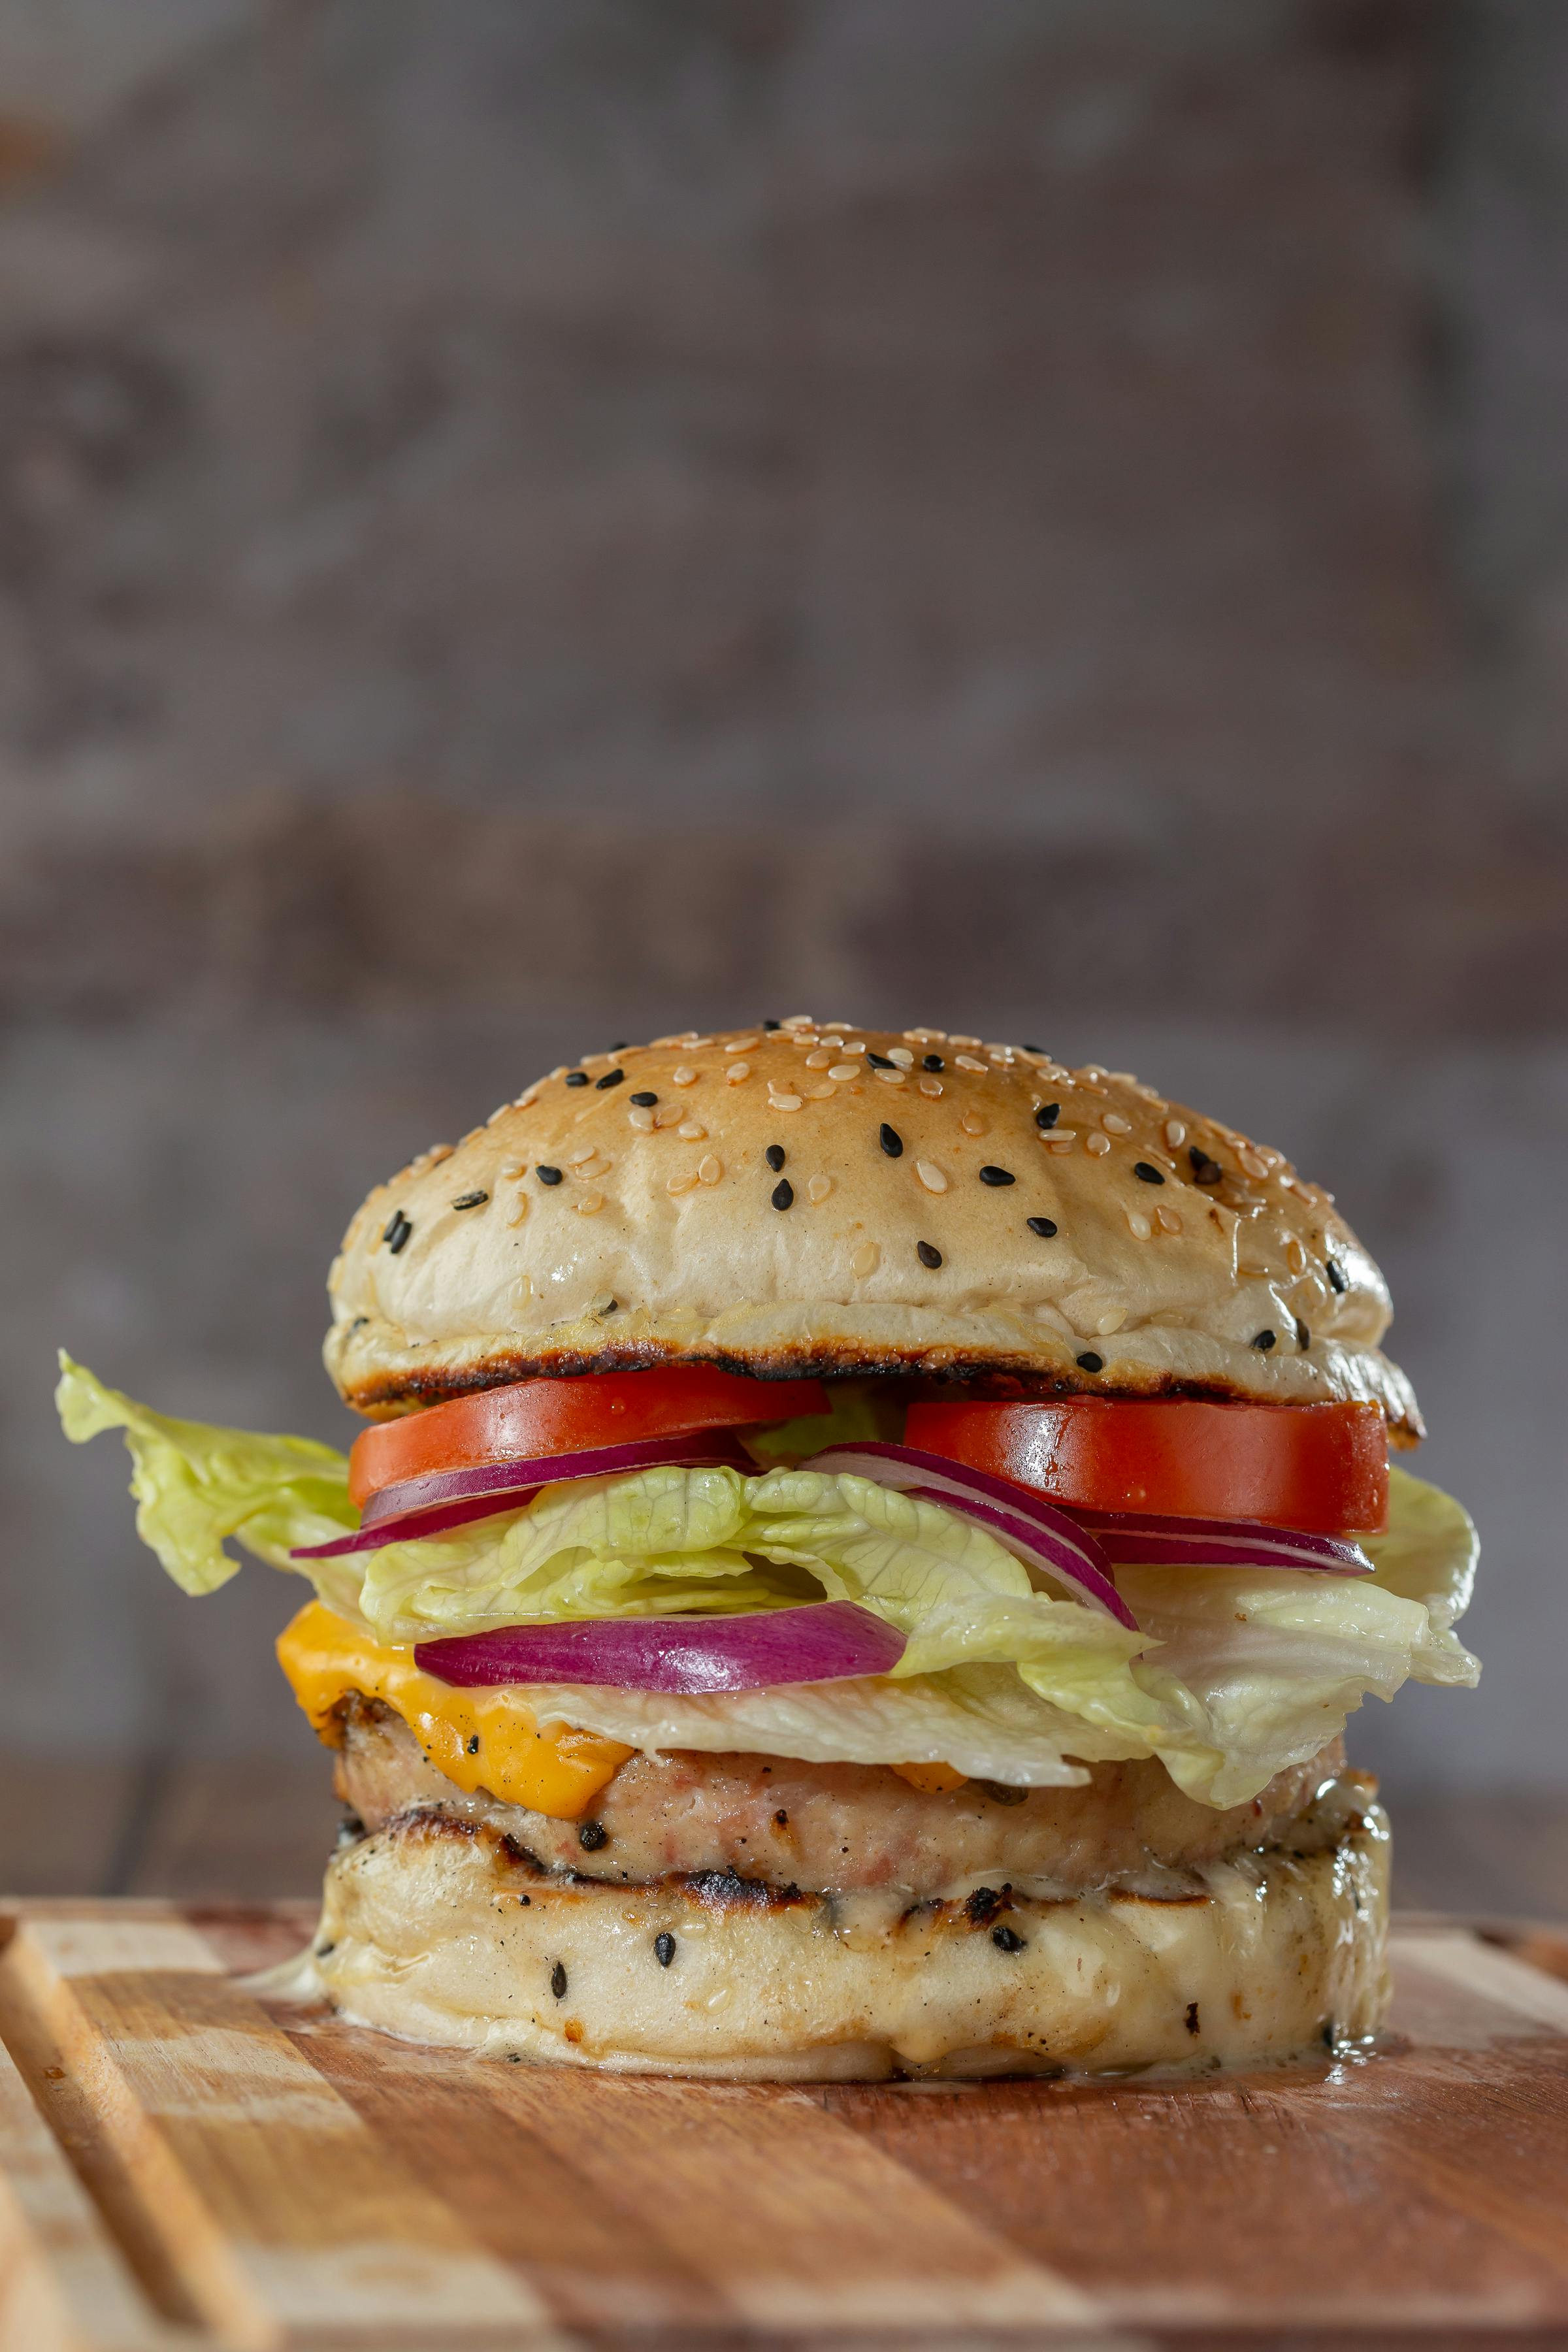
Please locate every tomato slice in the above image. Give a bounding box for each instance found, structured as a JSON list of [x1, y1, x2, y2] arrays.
[[903, 1397, 1388, 1533], [350, 1367, 830, 1509]]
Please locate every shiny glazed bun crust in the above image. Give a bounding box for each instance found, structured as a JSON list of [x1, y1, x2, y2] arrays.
[[325, 1020, 1420, 1434]]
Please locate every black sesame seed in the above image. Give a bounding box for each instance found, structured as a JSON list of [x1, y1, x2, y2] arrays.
[[1326, 1257, 1348, 1292], [992, 1925, 1028, 1954], [1185, 2000, 1201, 2036], [762, 1018, 781, 1030], [765, 1144, 785, 1171], [595, 1068, 626, 1089], [609, 1042, 629, 1052], [578, 1820, 608, 1852], [772, 1179, 794, 1211], [536, 1165, 563, 1185], [1026, 1216, 1058, 1237], [1296, 1318, 1311, 1351], [466, 1735, 480, 1754], [1252, 1330, 1277, 1351], [1075, 1352, 1103, 1373], [654, 1931, 676, 1967], [385, 1211, 412, 1254], [629, 1090, 657, 1107], [774, 1808, 789, 1826], [564, 1071, 589, 1087], [451, 1190, 489, 1210], [1022, 1043, 1047, 1054], [917, 1241, 943, 1269], [923, 1053, 944, 1071], [314, 1940, 336, 1957], [867, 1051, 894, 1069], [1035, 1103, 1060, 1129], [1188, 1146, 1223, 1185], [979, 1165, 1015, 1186], [879, 1124, 904, 1158], [1132, 1162, 1165, 1185], [550, 1961, 568, 1999]]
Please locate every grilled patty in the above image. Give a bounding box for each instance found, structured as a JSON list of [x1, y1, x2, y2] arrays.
[[333, 1695, 1359, 1901]]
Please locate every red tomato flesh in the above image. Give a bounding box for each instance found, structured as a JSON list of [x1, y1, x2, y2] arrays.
[[350, 1367, 828, 1509], [904, 1397, 1388, 1533]]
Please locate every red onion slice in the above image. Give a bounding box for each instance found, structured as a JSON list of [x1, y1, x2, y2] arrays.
[[797, 1443, 1134, 1627], [291, 1433, 751, 1560], [414, 1600, 906, 1694], [1070, 1509, 1372, 1576]]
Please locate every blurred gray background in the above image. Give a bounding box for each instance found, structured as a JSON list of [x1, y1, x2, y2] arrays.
[[2, 1, 1565, 1872]]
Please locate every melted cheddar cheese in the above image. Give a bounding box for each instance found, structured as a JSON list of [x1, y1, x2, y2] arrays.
[[276, 1601, 632, 1820]]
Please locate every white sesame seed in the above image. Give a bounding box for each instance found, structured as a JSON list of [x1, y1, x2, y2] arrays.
[[574, 1103, 599, 1124], [512, 1090, 540, 1111], [572, 1155, 610, 1181], [699, 1154, 723, 1185], [566, 1142, 596, 1165], [1237, 1148, 1269, 1179], [1086, 1132, 1111, 1156], [887, 1047, 914, 1067], [627, 1106, 656, 1131], [1163, 1119, 1187, 1149], [915, 1160, 949, 1194], [843, 1042, 866, 1056], [985, 1045, 1014, 1063], [727, 1036, 759, 1052], [548, 1066, 568, 1081], [653, 1104, 685, 1128], [906, 1027, 945, 1041], [1107, 1071, 1137, 1085], [498, 1161, 523, 1178], [874, 1067, 907, 1086], [1127, 1209, 1152, 1240], [828, 1062, 860, 1081], [576, 1192, 604, 1216], [726, 1062, 751, 1083], [678, 1120, 706, 1141], [819, 1037, 843, 1051], [954, 1054, 987, 1073], [808, 1174, 832, 1203], [508, 1195, 529, 1226], [804, 1049, 832, 1069], [803, 1082, 836, 1100], [427, 1144, 454, 1164], [1082, 1064, 1107, 1078], [1045, 1134, 1077, 1153], [1096, 1309, 1126, 1335], [1286, 1237, 1307, 1272], [1156, 1205, 1183, 1235], [918, 1077, 943, 1098], [1102, 1111, 1132, 1135], [672, 1066, 700, 1087], [852, 1241, 879, 1278], [949, 1035, 981, 1048], [667, 1170, 700, 1195], [770, 1092, 804, 1112], [783, 1015, 815, 1029], [960, 1111, 987, 1136]]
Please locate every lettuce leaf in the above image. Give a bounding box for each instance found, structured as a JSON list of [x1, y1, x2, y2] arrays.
[[58, 1356, 1478, 1805]]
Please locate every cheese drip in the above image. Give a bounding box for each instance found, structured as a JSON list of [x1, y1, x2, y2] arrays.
[[276, 1600, 631, 1819]]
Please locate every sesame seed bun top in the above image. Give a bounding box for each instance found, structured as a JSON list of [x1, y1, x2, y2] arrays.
[[324, 1020, 1420, 1437]]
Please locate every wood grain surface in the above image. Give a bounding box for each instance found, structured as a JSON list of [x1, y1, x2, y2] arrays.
[[0, 1903, 1563, 2350]]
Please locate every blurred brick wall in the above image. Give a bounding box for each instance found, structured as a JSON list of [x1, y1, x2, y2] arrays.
[[1, 1, 1565, 1789]]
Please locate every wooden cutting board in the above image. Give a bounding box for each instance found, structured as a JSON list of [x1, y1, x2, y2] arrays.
[[0, 1901, 1565, 2351]]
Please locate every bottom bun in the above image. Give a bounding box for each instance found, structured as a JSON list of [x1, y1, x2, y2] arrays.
[[291, 1803, 1392, 2080]]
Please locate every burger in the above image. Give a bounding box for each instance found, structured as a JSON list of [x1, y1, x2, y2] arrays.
[[59, 1019, 1479, 2080]]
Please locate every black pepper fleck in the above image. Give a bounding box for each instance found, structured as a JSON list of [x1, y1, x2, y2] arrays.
[[991, 1925, 1028, 1954], [1075, 1352, 1103, 1372], [536, 1166, 563, 1185], [314, 1940, 336, 1957], [765, 1144, 785, 1171], [1326, 1257, 1348, 1292], [1035, 1103, 1060, 1130], [979, 1164, 1015, 1186], [466, 1736, 480, 1755], [879, 1123, 904, 1158], [965, 1887, 1002, 1925], [550, 1962, 567, 1999], [1026, 1216, 1058, 1237], [578, 1820, 608, 1852], [1184, 2001, 1201, 2036], [595, 1068, 626, 1089], [564, 1071, 589, 1087], [1132, 1162, 1165, 1185], [867, 1051, 894, 1069], [1252, 1330, 1277, 1350], [629, 1090, 657, 1107], [774, 1808, 789, 1826], [923, 1053, 944, 1071], [917, 1240, 943, 1268], [772, 1179, 794, 1211], [451, 1191, 489, 1210], [654, 1931, 676, 1967]]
